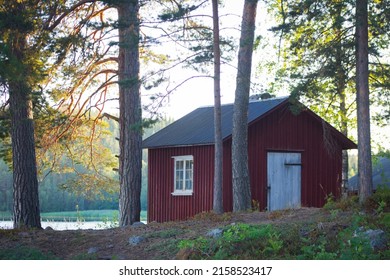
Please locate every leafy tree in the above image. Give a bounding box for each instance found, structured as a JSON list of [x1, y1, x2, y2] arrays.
[[267, 0, 390, 195], [0, 0, 112, 228], [232, 0, 259, 212], [0, 158, 12, 212], [1, 0, 47, 228]]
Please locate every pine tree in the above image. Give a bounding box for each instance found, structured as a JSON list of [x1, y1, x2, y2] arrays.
[[0, 0, 110, 228], [232, 0, 259, 212], [212, 0, 223, 214], [115, 0, 143, 226], [356, 0, 373, 203]]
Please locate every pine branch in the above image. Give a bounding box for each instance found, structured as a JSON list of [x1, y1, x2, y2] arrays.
[[100, 112, 119, 122], [44, 0, 99, 31]]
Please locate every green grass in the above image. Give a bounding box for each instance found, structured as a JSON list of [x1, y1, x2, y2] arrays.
[[0, 210, 147, 222], [0, 246, 57, 260]]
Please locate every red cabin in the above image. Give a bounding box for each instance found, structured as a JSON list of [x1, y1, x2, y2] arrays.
[[143, 97, 357, 223]]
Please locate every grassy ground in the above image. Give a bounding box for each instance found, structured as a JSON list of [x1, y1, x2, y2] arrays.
[[1, 191, 389, 260], [0, 210, 147, 222]]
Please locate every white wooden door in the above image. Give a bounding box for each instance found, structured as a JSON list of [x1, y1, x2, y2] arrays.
[[267, 152, 301, 211]]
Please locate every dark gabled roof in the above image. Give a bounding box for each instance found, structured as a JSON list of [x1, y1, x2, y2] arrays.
[[142, 96, 357, 150], [143, 97, 288, 148]]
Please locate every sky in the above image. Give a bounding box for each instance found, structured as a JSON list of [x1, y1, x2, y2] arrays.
[[153, 0, 279, 120]]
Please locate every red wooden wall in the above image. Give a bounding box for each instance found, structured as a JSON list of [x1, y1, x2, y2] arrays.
[[148, 104, 345, 222], [246, 104, 342, 211], [148, 145, 214, 222]]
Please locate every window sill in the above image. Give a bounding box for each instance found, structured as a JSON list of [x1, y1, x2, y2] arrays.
[[171, 191, 193, 196]]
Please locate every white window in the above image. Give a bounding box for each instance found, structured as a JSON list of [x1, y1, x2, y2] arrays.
[[172, 155, 193, 195]]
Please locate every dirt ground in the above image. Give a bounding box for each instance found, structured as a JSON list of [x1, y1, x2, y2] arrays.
[[0, 208, 343, 259]]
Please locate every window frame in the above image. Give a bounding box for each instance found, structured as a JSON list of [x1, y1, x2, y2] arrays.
[[172, 155, 194, 196]]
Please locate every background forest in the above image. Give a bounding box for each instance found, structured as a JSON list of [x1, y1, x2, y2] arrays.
[[0, 119, 173, 214]]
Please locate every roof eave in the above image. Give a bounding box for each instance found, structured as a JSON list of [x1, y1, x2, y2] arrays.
[[143, 142, 215, 150]]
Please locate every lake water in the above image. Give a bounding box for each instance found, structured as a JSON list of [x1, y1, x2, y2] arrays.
[[0, 221, 115, 230]]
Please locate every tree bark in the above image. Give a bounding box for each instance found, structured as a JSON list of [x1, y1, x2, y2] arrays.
[[10, 86, 41, 229], [7, 11, 42, 228], [334, 6, 349, 196], [356, 0, 373, 203], [117, 0, 142, 226], [212, 0, 223, 214], [232, 0, 258, 212], [340, 95, 349, 195]]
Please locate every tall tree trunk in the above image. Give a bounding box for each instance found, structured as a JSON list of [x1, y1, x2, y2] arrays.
[[340, 94, 349, 195], [117, 0, 142, 226], [212, 0, 223, 214], [232, 0, 258, 212], [356, 0, 373, 203], [9, 19, 41, 229], [335, 7, 349, 196], [10, 85, 41, 229]]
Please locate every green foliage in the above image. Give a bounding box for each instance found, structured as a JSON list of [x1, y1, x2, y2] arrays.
[[179, 224, 284, 259], [370, 187, 390, 212], [179, 207, 389, 260], [341, 235, 376, 260], [323, 193, 336, 210], [299, 235, 338, 260], [146, 228, 187, 239], [266, 0, 390, 146], [379, 213, 390, 231], [0, 246, 57, 260], [323, 194, 360, 212], [0, 117, 172, 213]]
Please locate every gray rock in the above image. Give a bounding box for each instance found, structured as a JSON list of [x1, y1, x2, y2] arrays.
[[44, 226, 54, 231], [206, 228, 224, 238], [129, 236, 146, 246], [354, 227, 387, 251], [363, 229, 387, 250], [87, 247, 99, 254], [131, 222, 146, 228]]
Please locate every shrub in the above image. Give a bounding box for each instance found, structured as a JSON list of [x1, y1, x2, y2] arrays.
[[178, 224, 283, 259], [324, 194, 359, 212], [369, 187, 390, 213]]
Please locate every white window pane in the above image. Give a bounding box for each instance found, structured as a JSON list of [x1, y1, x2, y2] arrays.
[[176, 179, 183, 190], [185, 179, 192, 190], [176, 161, 184, 170], [186, 160, 193, 170], [176, 170, 183, 180]]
